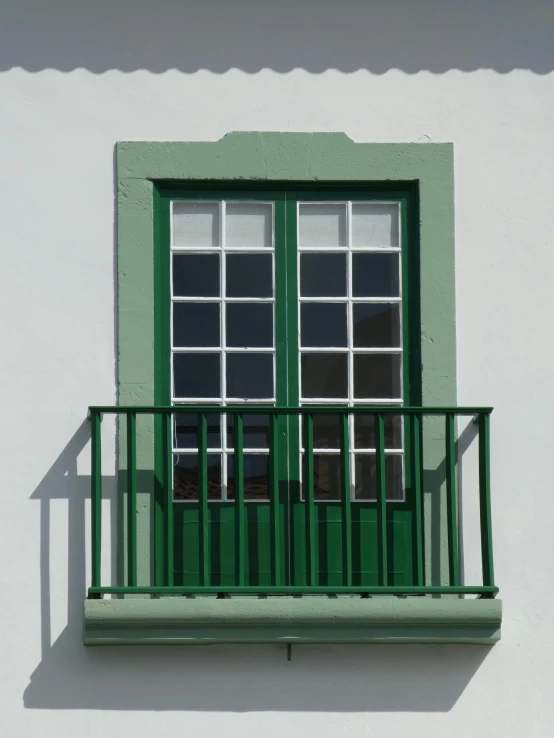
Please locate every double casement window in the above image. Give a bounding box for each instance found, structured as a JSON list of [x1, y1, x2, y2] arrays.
[[154, 188, 420, 588]]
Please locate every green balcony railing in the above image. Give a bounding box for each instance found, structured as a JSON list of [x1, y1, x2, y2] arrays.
[[87, 406, 497, 599]]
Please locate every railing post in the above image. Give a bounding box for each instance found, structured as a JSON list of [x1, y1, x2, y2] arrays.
[[478, 412, 495, 589], [162, 411, 174, 586], [270, 413, 281, 585], [126, 412, 137, 587], [90, 411, 102, 591], [445, 412, 460, 586], [411, 412, 424, 586], [339, 413, 352, 586], [198, 412, 210, 586], [375, 412, 388, 586], [234, 412, 245, 586], [303, 413, 317, 586]]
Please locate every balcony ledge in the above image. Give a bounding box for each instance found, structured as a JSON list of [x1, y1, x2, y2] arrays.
[[84, 596, 502, 646]]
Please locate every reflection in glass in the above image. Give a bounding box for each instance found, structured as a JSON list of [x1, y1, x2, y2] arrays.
[[299, 203, 347, 247], [353, 354, 401, 399], [172, 202, 220, 248], [172, 254, 220, 297], [354, 454, 404, 501], [301, 353, 348, 399], [173, 353, 220, 398], [311, 455, 341, 500], [351, 204, 399, 248], [226, 254, 272, 298], [226, 353, 273, 399], [311, 415, 341, 449], [227, 414, 270, 449], [173, 453, 222, 500], [301, 303, 347, 348], [354, 413, 402, 449], [173, 303, 220, 348], [173, 412, 221, 450], [226, 303, 273, 348], [353, 303, 400, 348], [352, 253, 400, 297], [228, 454, 270, 499], [300, 253, 346, 297], [225, 203, 272, 248]]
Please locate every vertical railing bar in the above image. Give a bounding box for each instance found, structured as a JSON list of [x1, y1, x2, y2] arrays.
[[126, 412, 137, 588], [375, 412, 388, 586], [445, 412, 460, 586], [270, 413, 281, 585], [90, 411, 102, 590], [162, 412, 174, 586], [478, 413, 495, 588], [304, 412, 317, 586], [411, 413, 424, 586], [340, 412, 353, 586], [234, 412, 245, 587], [198, 412, 210, 586]]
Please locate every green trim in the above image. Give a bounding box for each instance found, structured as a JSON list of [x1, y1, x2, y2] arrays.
[[116, 132, 456, 595], [84, 597, 501, 646]]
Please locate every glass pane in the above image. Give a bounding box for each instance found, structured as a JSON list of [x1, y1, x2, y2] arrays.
[[172, 254, 220, 297], [226, 303, 273, 348], [226, 353, 273, 399], [174, 412, 221, 450], [310, 455, 341, 500], [173, 453, 222, 500], [352, 204, 399, 248], [300, 253, 347, 297], [301, 303, 347, 348], [311, 415, 341, 450], [173, 353, 220, 398], [228, 454, 269, 500], [354, 454, 404, 501], [352, 253, 400, 298], [173, 303, 220, 348], [301, 353, 348, 399], [172, 202, 219, 248], [353, 303, 401, 348], [225, 203, 272, 248], [226, 254, 272, 298], [353, 354, 401, 399], [354, 414, 402, 449], [299, 203, 347, 247], [227, 414, 270, 449]]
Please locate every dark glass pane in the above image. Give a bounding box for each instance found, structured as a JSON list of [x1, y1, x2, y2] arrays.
[[228, 454, 269, 500], [173, 353, 220, 398], [226, 353, 273, 399], [226, 303, 273, 348], [311, 455, 341, 500], [301, 353, 348, 399], [173, 303, 220, 348], [300, 253, 347, 297], [354, 414, 402, 449], [352, 253, 400, 297], [174, 411, 221, 449], [353, 303, 401, 348], [301, 303, 347, 348], [310, 415, 341, 450], [173, 453, 222, 500], [353, 354, 401, 399], [354, 454, 404, 501], [227, 414, 270, 449], [172, 254, 220, 297], [226, 254, 272, 298]]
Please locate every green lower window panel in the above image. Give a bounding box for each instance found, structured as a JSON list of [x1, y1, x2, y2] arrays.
[[84, 597, 502, 646]]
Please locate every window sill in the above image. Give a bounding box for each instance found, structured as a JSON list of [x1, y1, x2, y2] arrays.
[[83, 597, 502, 646]]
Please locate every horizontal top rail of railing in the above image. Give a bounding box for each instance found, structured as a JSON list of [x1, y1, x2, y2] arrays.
[[89, 405, 493, 416]]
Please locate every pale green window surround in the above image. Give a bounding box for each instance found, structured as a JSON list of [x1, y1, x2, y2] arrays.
[[84, 132, 501, 646]]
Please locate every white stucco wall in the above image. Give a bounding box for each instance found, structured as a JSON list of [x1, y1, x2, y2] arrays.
[[1, 0, 554, 735]]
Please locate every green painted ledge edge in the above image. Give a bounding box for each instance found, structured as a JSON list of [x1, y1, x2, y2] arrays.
[[84, 598, 501, 646]]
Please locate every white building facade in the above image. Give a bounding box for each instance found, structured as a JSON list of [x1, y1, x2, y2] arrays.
[[2, 1, 554, 736]]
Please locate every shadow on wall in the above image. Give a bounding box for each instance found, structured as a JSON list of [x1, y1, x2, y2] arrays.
[[3, 0, 554, 74], [24, 420, 492, 712]]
